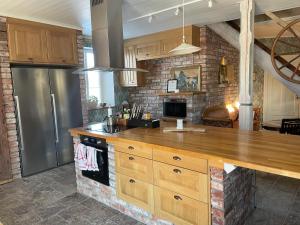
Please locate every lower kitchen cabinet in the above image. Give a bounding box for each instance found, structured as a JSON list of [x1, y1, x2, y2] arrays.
[[114, 140, 210, 225], [154, 187, 208, 225], [153, 161, 208, 203], [116, 173, 154, 213], [115, 151, 153, 183]]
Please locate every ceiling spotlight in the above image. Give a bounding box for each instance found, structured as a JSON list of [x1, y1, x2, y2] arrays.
[[148, 15, 153, 23], [175, 7, 181, 16], [208, 0, 213, 8]]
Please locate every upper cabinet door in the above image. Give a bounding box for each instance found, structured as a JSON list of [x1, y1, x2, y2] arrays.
[[7, 20, 48, 63], [46, 28, 78, 65], [136, 41, 160, 61]]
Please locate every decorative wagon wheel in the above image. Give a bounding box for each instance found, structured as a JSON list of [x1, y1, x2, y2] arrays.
[[271, 18, 300, 84]]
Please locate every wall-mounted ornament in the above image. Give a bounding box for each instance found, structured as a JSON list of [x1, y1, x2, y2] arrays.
[[171, 65, 201, 92], [218, 56, 228, 84], [167, 79, 178, 93]]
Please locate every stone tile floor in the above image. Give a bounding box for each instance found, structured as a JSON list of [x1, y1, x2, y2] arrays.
[[245, 172, 300, 225], [0, 164, 143, 225], [1, 164, 300, 225]]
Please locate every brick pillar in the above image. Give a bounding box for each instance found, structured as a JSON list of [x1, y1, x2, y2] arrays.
[[210, 167, 255, 225], [76, 31, 88, 126], [0, 16, 21, 179]]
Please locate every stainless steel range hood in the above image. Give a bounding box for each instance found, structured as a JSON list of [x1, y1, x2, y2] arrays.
[[76, 0, 148, 73]]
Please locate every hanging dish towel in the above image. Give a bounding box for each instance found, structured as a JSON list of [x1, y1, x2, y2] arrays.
[[74, 142, 88, 170], [86, 146, 99, 171]]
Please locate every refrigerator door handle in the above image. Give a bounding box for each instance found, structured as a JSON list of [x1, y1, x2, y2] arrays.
[[14, 96, 25, 151], [51, 94, 59, 143]]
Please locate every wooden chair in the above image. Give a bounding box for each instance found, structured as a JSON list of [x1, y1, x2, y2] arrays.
[[280, 118, 300, 135]]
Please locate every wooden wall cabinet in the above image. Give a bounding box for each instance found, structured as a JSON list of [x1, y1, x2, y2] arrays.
[[120, 46, 145, 87], [46, 28, 78, 65], [125, 25, 200, 62], [7, 18, 78, 65], [120, 26, 200, 87], [135, 41, 161, 61], [7, 20, 48, 63]]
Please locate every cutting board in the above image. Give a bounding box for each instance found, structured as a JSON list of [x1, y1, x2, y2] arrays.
[[163, 127, 206, 133]]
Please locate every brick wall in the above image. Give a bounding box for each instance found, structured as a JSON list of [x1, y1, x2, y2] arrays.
[[127, 26, 240, 122], [0, 16, 21, 179], [0, 17, 86, 179], [77, 31, 89, 126], [211, 167, 255, 225]]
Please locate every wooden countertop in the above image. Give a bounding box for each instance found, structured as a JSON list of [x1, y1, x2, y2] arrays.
[[70, 122, 300, 179]]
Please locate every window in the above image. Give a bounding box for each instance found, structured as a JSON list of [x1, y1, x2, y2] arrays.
[[84, 48, 115, 106], [84, 48, 101, 102]]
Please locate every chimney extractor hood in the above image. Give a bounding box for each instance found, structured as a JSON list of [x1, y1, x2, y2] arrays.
[[75, 0, 148, 73]]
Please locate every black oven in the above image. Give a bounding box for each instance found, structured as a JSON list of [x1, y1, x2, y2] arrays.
[[80, 135, 109, 186], [163, 99, 187, 118]]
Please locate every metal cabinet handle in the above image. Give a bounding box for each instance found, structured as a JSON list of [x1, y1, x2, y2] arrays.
[[14, 96, 25, 151], [128, 146, 134, 150], [174, 195, 182, 201], [51, 94, 59, 143], [173, 156, 181, 161], [129, 156, 135, 161], [129, 179, 135, 183], [173, 168, 182, 174]]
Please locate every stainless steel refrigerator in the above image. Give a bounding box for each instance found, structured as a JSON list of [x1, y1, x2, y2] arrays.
[[12, 67, 83, 177]]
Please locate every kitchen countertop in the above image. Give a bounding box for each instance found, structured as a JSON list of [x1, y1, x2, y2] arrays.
[[69, 122, 300, 179]]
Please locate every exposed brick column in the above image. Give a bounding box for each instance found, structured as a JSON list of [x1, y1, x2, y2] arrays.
[[76, 31, 88, 126], [210, 167, 255, 225], [0, 16, 21, 179]]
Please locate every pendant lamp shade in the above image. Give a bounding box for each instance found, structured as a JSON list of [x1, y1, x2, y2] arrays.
[[169, 0, 201, 56], [169, 41, 201, 56]]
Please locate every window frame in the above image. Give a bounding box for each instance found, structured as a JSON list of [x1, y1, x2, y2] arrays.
[[84, 47, 102, 102]]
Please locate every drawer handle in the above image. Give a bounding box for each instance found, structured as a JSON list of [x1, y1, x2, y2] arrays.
[[129, 179, 135, 183], [129, 156, 135, 161], [28, 57, 33, 61], [173, 156, 181, 161], [173, 168, 181, 174], [174, 195, 182, 201], [128, 146, 134, 150]]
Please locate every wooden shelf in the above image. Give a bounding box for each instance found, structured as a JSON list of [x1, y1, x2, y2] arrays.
[[157, 91, 206, 97]]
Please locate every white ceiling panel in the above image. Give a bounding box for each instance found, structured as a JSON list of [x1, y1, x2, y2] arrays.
[[0, 0, 299, 39]]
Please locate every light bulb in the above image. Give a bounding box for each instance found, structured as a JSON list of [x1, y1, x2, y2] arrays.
[[208, 0, 213, 8], [148, 15, 153, 23]]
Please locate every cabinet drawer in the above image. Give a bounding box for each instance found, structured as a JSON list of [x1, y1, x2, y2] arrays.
[[116, 173, 154, 213], [153, 161, 208, 203], [114, 141, 152, 159], [154, 187, 208, 225], [153, 149, 207, 173], [115, 152, 153, 183]]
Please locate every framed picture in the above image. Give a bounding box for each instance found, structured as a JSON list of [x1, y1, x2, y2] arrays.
[[167, 79, 178, 93], [171, 65, 201, 92]]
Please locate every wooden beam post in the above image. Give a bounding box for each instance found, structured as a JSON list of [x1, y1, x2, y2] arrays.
[[239, 0, 255, 131]]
